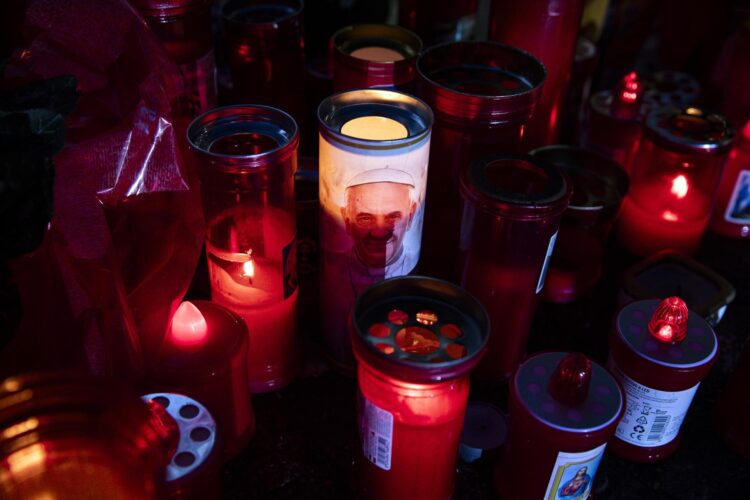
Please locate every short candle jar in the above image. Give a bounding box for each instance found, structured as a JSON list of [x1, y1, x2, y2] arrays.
[[616, 107, 735, 256], [351, 276, 489, 500], [332, 24, 422, 93], [187, 105, 300, 393]]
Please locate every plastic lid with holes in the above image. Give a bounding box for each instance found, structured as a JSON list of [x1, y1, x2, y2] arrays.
[[643, 106, 734, 155], [142, 393, 217, 482], [351, 276, 490, 383]]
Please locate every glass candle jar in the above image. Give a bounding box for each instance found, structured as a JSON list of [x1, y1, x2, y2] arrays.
[[581, 71, 648, 175], [133, 0, 217, 118], [608, 298, 718, 462], [459, 155, 570, 381], [187, 105, 300, 393], [318, 89, 433, 370], [495, 352, 623, 500], [416, 41, 546, 281], [0, 373, 169, 499], [710, 120, 750, 238], [350, 276, 489, 500], [148, 300, 255, 460], [332, 24, 422, 93], [488, 0, 585, 147], [142, 393, 221, 499], [530, 146, 629, 303], [221, 0, 305, 127], [616, 107, 735, 257]]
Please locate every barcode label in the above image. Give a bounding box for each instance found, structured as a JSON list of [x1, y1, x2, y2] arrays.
[[359, 397, 393, 470], [647, 415, 670, 441]]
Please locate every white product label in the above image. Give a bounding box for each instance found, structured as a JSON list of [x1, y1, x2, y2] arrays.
[[724, 169, 750, 224], [610, 362, 699, 447], [537, 231, 558, 293], [543, 444, 606, 500], [359, 397, 393, 471]]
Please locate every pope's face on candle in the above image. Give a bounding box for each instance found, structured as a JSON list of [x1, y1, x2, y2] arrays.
[[343, 181, 416, 268]]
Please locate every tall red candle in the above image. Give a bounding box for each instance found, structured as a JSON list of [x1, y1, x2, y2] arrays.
[[351, 276, 489, 500], [710, 119, 750, 238], [187, 105, 300, 393], [616, 107, 734, 256], [495, 352, 623, 500], [488, 0, 584, 147], [415, 42, 546, 280], [608, 298, 718, 462], [459, 155, 570, 381], [149, 300, 255, 460]]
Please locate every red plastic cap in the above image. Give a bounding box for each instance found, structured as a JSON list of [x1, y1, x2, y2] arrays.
[[648, 296, 689, 344], [617, 71, 644, 105], [170, 301, 208, 347], [548, 353, 592, 405]]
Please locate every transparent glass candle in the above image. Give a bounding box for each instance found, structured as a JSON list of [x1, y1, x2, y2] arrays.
[[187, 105, 299, 393], [351, 276, 489, 500]]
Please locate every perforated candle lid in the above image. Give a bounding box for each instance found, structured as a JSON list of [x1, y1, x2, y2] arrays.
[[616, 299, 718, 368], [644, 106, 734, 155], [515, 352, 623, 432], [351, 276, 490, 383]]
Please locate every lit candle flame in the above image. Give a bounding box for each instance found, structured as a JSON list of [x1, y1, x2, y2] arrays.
[[671, 175, 689, 199], [242, 259, 255, 279], [170, 301, 208, 347]]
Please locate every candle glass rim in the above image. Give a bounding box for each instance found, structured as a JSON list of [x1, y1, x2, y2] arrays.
[[187, 104, 299, 170], [132, 0, 211, 16], [332, 23, 422, 64], [318, 88, 433, 149], [643, 106, 735, 156], [221, 0, 303, 28]]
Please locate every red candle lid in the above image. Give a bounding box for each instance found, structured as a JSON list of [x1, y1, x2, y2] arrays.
[[142, 393, 217, 482], [644, 106, 735, 155], [616, 299, 718, 368], [514, 352, 623, 432], [351, 276, 490, 383]]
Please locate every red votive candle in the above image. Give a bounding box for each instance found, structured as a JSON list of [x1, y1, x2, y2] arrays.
[[188, 105, 300, 393], [143, 393, 221, 499], [150, 300, 255, 460], [332, 24, 422, 93], [608, 297, 718, 462], [351, 276, 489, 500], [530, 146, 629, 303], [459, 155, 570, 381], [581, 71, 648, 175], [133, 0, 217, 118], [488, 0, 584, 147], [616, 107, 735, 257], [221, 0, 305, 127], [710, 119, 750, 238], [416, 41, 546, 281], [495, 352, 623, 500]]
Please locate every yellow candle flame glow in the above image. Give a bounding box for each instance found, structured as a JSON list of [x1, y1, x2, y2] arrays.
[[340, 116, 408, 141], [242, 259, 255, 278], [671, 175, 688, 199]]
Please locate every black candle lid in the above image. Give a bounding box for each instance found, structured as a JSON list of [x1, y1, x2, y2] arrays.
[[644, 106, 734, 155], [616, 299, 718, 368], [351, 276, 489, 383], [515, 352, 623, 433]]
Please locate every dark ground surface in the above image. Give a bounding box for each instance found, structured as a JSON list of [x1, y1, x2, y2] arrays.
[[220, 233, 750, 499]]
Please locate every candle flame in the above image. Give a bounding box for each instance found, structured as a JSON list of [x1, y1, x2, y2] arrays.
[[662, 210, 679, 222], [170, 301, 208, 347], [671, 175, 689, 199], [242, 259, 255, 279]]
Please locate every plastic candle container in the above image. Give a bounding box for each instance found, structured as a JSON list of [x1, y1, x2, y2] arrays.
[[415, 41, 546, 280], [133, 0, 217, 118], [608, 298, 718, 462], [710, 120, 750, 238], [332, 24, 422, 93], [351, 276, 489, 500], [142, 393, 221, 499], [149, 300, 255, 460], [616, 107, 735, 256], [187, 105, 300, 393], [581, 71, 648, 175], [495, 352, 624, 500], [488, 0, 585, 147], [318, 89, 433, 369], [0, 373, 169, 500], [222, 0, 305, 127], [459, 155, 570, 381], [530, 146, 629, 303]]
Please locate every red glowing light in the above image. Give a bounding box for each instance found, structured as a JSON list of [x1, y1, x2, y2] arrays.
[[648, 296, 689, 344], [170, 301, 208, 347], [548, 353, 592, 405], [617, 71, 643, 105], [242, 259, 255, 279], [671, 174, 689, 199]]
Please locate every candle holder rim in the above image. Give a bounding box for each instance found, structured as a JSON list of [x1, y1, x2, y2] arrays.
[[643, 106, 735, 155], [131, 0, 211, 15], [221, 0, 303, 26], [332, 23, 423, 61]]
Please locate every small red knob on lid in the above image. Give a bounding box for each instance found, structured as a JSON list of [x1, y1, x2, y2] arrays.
[[548, 353, 592, 405], [648, 296, 689, 344], [612, 71, 644, 117]]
